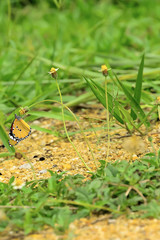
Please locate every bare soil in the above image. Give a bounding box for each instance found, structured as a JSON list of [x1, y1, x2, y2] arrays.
[[0, 104, 160, 240]]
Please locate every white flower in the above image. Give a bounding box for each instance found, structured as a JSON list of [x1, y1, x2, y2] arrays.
[[12, 179, 26, 190]]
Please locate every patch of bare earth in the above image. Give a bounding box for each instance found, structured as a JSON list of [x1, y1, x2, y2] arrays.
[[0, 104, 160, 239]]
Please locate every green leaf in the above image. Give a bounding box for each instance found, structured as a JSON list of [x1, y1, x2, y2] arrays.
[[131, 54, 144, 120], [118, 105, 134, 130], [137, 105, 157, 129], [109, 71, 149, 127], [85, 77, 124, 124], [66, 92, 94, 107], [30, 125, 59, 136], [29, 109, 74, 121], [9, 176, 15, 185], [0, 152, 15, 158], [0, 125, 15, 153]]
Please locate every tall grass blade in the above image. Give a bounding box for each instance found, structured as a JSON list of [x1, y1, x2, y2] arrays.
[[66, 92, 95, 107], [29, 109, 74, 121], [131, 54, 144, 120], [85, 77, 124, 124], [109, 71, 150, 127], [0, 125, 15, 153], [31, 125, 59, 136], [9, 55, 37, 93], [0, 152, 15, 158]]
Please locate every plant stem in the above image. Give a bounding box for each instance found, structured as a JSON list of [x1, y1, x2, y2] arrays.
[[29, 99, 98, 170], [105, 76, 110, 167], [47, 197, 120, 213], [54, 79, 92, 172]]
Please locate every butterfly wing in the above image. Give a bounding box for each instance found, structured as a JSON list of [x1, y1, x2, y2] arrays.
[[9, 114, 31, 141], [9, 138, 19, 147]]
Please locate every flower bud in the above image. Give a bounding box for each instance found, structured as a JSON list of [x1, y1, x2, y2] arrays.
[[19, 107, 29, 115], [48, 67, 59, 79], [101, 65, 108, 76]]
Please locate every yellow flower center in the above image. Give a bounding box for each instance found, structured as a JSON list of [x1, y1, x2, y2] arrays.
[[101, 65, 108, 72], [50, 67, 57, 73], [14, 179, 24, 186]]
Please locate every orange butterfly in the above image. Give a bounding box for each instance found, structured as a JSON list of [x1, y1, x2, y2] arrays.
[[9, 138, 19, 147], [9, 114, 31, 147]]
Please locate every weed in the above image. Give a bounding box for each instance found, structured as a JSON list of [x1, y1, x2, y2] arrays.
[[0, 151, 160, 233]]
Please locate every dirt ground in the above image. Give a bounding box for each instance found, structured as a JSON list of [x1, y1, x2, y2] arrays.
[[0, 104, 160, 240]]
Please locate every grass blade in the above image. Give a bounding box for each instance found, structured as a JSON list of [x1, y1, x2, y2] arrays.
[[0, 152, 15, 158], [31, 125, 59, 136], [66, 92, 95, 107], [131, 54, 144, 120], [109, 71, 150, 127], [0, 125, 15, 153], [85, 77, 124, 124], [29, 109, 74, 121]]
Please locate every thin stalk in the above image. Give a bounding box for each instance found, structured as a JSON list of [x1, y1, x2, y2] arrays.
[[55, 78, 93, 171], [105, 76, 110, 167], [137, 105, 157, 130], [124, 121, 132, 134], [62, 106, 97, 169], [87, 118, 100, 144], [47, 197, 120, 214], [119, 110, 143, 135], [29, 100, 92, 172]]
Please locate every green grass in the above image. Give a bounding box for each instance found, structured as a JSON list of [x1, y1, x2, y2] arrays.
[[0, 0, 160, 139], [0, 151, 160, 234], [0, 0, 160, 236], [85, 55, 157, 135]]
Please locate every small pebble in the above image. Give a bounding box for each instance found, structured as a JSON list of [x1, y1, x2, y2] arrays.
[[38, 169, 47, 174], [15, 152, 23, 159], [19, 163, 31, 169]]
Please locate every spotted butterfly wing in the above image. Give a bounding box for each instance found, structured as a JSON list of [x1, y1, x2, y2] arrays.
[[9, 114, 31, 142], [9, 138, 19, 147]]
